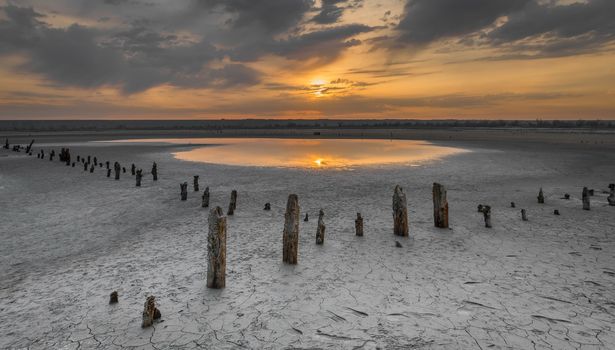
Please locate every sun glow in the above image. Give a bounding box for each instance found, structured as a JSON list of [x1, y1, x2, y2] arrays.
[[314, 158, 324, 167]]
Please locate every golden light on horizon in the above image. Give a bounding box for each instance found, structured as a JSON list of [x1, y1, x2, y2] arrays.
[[314, 158, 324, 167]]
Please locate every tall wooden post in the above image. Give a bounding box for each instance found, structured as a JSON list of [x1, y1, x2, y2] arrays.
[[521, 209, 528, 221], [283, 194, 299, 264], [136, 169, 142, 187], [432, 182, 448, 228], [202, 187, 210, 208], [193, 176, 199, 192], [207, 207, 226, 289], [582, 187, 590, 210], [180, 182, 188, 201], [114, 162, 120, 180], [315, 209, 325, 245], [151, 162, 157, 181], [227, 190, 237, 215], [393, 185, 409, 237], [131, 163, 136, 176], [480, 205, 492, 228], [355, 213, 363, 236]]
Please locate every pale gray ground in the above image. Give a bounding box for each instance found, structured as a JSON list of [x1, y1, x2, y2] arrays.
[[1, 133, 614, 349]]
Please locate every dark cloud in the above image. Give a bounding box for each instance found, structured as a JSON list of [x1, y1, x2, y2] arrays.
[[230, 24, 373, 64], [312, 0, 363, 24], [396, 0, 530, 45], [197, 0, 314, 34], [0, 5, 260, 94]]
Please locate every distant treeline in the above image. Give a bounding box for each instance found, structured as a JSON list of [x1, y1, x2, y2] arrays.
[[0, 119, 614, 131]]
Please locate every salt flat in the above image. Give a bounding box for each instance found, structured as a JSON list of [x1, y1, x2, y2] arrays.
[[0, 132, 614, 349]]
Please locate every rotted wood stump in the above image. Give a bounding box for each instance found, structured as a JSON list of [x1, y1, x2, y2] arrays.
[[537, 188, 545, 204], [264, 202, 271, 211], [207, 206, 227, 289], [109, 291, 118, 304], [227, 190, 237, 215], [283, 194, 299, 264], [479, 205, 492, 228], [141, 296, 161, 328], [582, 187, 590, 210], [355, 213, 364, 237], [315, 209, 325, 245], [193, 176, 199, 192], [393, 185, 409, 237], [432, 183, 448, 228], [554, 209, 560, 215], [202, 187, 210, 208], [136, 169, 143, 187], [180, 182, 188, 201], [114, 162, 121, 180], [151, 162, 157, 181], [521, 209, 528, 221]]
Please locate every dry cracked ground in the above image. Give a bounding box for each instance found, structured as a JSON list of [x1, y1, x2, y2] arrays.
[[1, 136, 614, 349]]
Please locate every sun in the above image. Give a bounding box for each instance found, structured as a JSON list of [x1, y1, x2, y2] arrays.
[[311, 78, 326, 86], [314, 158, 323, 167]]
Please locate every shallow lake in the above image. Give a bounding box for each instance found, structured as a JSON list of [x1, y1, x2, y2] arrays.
[[107, 138, 468, 168]]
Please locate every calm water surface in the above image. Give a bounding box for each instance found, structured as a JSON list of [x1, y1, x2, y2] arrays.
[[108, 138, 468, 168]]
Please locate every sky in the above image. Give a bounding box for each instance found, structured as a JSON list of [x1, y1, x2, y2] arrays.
[[0, 0, 614, 120]]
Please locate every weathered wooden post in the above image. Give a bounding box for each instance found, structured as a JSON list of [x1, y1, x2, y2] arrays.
[[432, 183, 448, 228], [510, 202, 516, 208], [77, 155, 80, 162], [131, 163, 136, 176], [136, 169, 142, 187], [99, 163, 103, 168], [71, 162, 75, 167], [582, 187, 590, 210], [25, 139, 34, 154], [49, 150, 55, 161], [3, 138, 8, 149], [355, 213, 363, 236], [106, 168, 111, 177], [122, 167, 126, 173], [563, 193, 570, 200], [105, 161, 110, 170], [608, 185, 615, 206], [93, 157, 98, 166], [588, 189, 595, 196], [207, 206, 227, 289], [83, 163, 88, 171], [114, 162, 121, 180], [227, 190, 237, 215], [141, 296, 161, 328], [180, 182, 188, 201], [537, 188, 545, 204], [87, 155, 91, 164], [393, 185, 409, 236], [109, 291, 118, 304], [264, 202, 271, 211], [193, 176, 199, 192], [554, 209, 560, 215], [315, 209, 325, 245], [151, 162, 157, 181], [521, 209, 528, 221], [480, 205, 492, 228], [283, 194, 299, 264], [90, 164, 95, 173], [304, 213, 309, 222]]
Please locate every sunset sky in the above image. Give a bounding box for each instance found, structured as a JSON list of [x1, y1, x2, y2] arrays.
[[0, 0, 614, 120]]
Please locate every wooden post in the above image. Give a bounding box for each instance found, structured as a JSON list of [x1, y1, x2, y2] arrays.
[[582, 187, 590, 210], [106, 168, 111, 177], [83, 163, 88, 171], [25, 139, 34, 154], [480, 205, 492, 228], [180, 182, 188, 201], [193, 176, 199, 192], [202, 187, 210, 208], [393, 185, 409, 236], [87, 155, 91, 164], [3, 138, 8, 149], [122, 167, 126, 173], [554, 209, 560, 215], [94, 157, 98, 166], [264, 202, 271, 211], [432, 183, 448, 228], [105, 161, 110, 170], [71, 162, 75, 167], [136, 169, 142, 187], [510, 202, 516, 208], [227, 190, 237, 215], [283, 194, 299, 264], [77, 155, 80, 162], [304, 213, 309, 222], [537, 188, 545, 204], [608, 186, 615, 206], [315, 209, 325, 245], [521, 209, 528, 221], [207, 206, 226, 289], [90, 164, 95, 173], [109, 291, 118, 304], [355, 213, 363, 236], [141, 296, 161, 328], [151, 162, 157, 181], [114, 162, 121, 180], [131, 163, 136, 176]]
